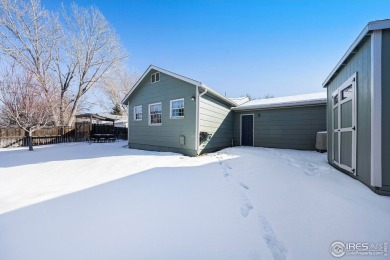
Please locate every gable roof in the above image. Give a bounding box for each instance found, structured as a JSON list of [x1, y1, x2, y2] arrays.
[[121, 65, 236, 106], [323, 19, 390, 87], [233, 92, 326, 111]]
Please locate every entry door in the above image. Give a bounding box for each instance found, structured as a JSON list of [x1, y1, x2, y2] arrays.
[[241, 115, 254, 146], [332, 74, 357, 174]]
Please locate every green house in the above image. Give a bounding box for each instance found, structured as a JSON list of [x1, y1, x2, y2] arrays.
[[122, 65, 326, 156], [323, 20, 390, 195]]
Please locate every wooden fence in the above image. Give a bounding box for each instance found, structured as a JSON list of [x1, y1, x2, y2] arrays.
[[0, 123, 128, 148]]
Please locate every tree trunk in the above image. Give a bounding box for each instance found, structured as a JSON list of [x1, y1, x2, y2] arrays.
[[28, 130, 33, 151]]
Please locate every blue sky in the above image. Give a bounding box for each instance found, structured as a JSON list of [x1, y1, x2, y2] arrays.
[[43, 0, 390, 99]]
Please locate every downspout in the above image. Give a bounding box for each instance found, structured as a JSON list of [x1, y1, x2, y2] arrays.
[[196, 86, 208, 155]]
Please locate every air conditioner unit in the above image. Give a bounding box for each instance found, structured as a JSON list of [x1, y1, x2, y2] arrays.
[[316, 131, 327, 153]]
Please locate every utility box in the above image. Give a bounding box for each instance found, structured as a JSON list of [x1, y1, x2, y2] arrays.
[[315, 131, 327, 152], [180, 135, 185, 145]]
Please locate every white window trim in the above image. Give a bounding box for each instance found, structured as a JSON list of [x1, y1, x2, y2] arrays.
[[170, 98, 184, 119], [148, 102, 162, 126], [151, 72, 160, 84], [133, 105, 142, 121]]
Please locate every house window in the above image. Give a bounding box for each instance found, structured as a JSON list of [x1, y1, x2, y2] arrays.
[[170, 98, 184, 118], [134, 105, 142, 121], [151, 72, 160, 83], [149, 102, 162, 125]]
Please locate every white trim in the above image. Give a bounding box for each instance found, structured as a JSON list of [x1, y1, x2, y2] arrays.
[[196, 88, 208, 154], [323, 20, 390, 87], [240, 114, 254, 146], [170, 98, 184, 119], [331, 73, 357, 175], [151, 72, 160, 84], [370, 30, 382, 187], [133, 105, 142, 121], [148, 102, 162, 126]]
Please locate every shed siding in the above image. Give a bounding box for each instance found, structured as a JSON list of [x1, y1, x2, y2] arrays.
[[381, 29, 390, 188], [127, 70, 197, 156], [233, 105, 326, 150], [325, 37, 371, 185], [198, 94, 233, 153]]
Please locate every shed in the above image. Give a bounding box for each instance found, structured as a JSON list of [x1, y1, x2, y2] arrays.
[[322, 20, 390, 195], [232, 93, 327, 150]]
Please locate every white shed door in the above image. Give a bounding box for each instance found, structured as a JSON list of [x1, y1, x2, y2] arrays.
[[332, 74, 357, 175]]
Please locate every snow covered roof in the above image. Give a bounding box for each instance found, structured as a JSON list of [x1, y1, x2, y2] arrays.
[[228, 97, 250, 106], [233, 92, 327, 111]]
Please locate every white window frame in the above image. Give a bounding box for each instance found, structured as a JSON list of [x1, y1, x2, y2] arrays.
[[170, 98, 184, 119], [148, 102, 162, 126], [133, 105, 142, 121], [151, 72, 160, 84]]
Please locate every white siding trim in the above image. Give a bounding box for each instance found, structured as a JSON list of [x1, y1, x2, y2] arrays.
[[195, 86, 199, 153], [370, 30, 382, 187]]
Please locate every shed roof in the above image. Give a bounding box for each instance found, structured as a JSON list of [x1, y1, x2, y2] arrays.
[[323, 19, 390, 87], [233, 92, 327, 111], [76, 113, 116, 122], [121, 65, 237, 106]]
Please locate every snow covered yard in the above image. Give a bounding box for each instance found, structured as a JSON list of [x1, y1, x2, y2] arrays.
[[0, 142, 389, 260]]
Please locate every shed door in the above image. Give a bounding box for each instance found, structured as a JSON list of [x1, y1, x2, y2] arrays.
[[241, 115, 254, 146], [332, 74, 357, 174]]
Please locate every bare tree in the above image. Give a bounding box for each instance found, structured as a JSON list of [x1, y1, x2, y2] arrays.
[[0, 66, 54, 151], [0, 0, 62, 124], [97, 67, 138, 115], [53, 4, 126, 126]]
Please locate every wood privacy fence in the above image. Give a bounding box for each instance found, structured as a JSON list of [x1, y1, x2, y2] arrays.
[[0, 123, 128, 148]]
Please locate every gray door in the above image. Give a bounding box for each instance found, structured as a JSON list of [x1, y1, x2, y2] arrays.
[[332, 74, 356, 174], [241, 115, 253, 146]]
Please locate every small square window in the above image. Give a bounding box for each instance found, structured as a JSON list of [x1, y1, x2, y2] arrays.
[[170, 98, 184, 118], [333, 94, 338, 105], [151, 72, 160, 83], [341, 86, 353, 100], [134, 105, 142, 121]]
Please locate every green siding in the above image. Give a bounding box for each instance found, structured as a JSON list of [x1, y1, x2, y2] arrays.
[[382, 29, 390, 187], [199, 94, 234, 153], [233, 105, 326, 150], [325, 37, 371, 186], [127, 70, 197, 156]]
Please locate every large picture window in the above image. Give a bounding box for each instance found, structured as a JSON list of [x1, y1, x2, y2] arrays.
[[149, 103, 162, 125], [134, 105, 142, 121], [170, 98, 184, 118]]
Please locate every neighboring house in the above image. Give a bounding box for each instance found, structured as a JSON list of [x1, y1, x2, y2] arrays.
[[122, 65, 326, 156], [323, 19, 390, 195]]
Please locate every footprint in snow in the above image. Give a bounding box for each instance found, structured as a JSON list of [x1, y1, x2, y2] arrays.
[[258, 215, 288, 260], [240, 192, 253, 217], [239, 182, 250, 190], [303, 163, 322, 176]]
